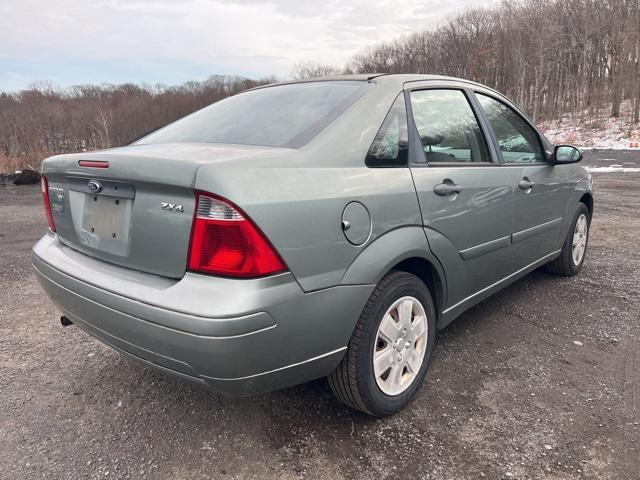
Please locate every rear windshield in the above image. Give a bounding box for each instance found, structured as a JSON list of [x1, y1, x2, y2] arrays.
[[136, 81, 370, 149]]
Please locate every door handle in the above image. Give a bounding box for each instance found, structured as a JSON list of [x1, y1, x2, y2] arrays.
[[518, 178, 535, 190], [434, 181, 462, 196]]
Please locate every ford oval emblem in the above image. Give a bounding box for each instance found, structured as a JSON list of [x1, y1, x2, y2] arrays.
[[87, 180, 102, 193]]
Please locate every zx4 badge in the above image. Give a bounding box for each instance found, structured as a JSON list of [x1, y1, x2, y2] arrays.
[[161, 202, 184, 213]]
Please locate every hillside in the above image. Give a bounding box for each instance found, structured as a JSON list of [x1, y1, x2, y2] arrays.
[[539, 101, 640, 150]]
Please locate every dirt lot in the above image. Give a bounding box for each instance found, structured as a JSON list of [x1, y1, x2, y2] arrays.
[[1, 151, 639, 480]]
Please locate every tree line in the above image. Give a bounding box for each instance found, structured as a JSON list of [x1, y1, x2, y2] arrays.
[[1, 0, 638, 171], [0, 76, 272, 171], [297, 0, 640, 126]]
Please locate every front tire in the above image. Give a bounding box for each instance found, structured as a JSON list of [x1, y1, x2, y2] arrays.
[[328, 271, 436, 416], [547, 202, 590, 276]]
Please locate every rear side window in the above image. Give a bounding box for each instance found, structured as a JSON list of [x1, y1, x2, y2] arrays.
[[366, 94, 409, 167], [137, 81, 370, 149], [476, 93, 545, 163], [409, 89, 490, 164]]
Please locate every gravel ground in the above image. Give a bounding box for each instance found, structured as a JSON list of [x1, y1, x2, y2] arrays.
[[0, 151, 639, 480]]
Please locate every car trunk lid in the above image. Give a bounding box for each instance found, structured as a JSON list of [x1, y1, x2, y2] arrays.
[[42, 143, 283, 278]]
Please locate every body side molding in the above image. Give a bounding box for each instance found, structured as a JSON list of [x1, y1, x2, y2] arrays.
[[459, 235, 511, 260], [512, 217, 562, 244]]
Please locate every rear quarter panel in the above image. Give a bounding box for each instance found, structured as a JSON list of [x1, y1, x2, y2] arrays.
[[194, 80, 424, 292], [196, 162, 423, 292]]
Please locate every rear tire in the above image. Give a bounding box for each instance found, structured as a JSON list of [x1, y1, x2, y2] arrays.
[[546, 202, 590, 276], [328, 271, 436, 416]]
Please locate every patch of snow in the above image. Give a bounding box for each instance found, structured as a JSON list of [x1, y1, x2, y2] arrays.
[[539, 100, 640, 150], [586, 167, 640, 173]]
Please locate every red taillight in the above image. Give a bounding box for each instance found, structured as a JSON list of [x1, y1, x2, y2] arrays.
[[41, 176, 56, 232], [188, 192, 286, 278], [78, 160, 109, 168]]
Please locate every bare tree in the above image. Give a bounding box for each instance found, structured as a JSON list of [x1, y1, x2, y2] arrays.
[[345, 0, 640, 125], [0, 76, 272, 171], [289, 61, 343, 79], [2, 0, 639, 172]]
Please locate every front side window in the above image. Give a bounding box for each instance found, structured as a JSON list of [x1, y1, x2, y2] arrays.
[[366, 94, 409, 167], [137, 81, 369, 149], [476, 93, 544, 163], [409, 89, 490, 163]]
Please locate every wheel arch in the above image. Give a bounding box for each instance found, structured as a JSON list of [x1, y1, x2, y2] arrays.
[[391, 257, 445, 324], [579, 192, 594, 220], [340, 226, 447, 323]]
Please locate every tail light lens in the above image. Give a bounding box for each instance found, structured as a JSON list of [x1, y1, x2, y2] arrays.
[[188, 192, 286, 278], [41, 176, 56, 232]]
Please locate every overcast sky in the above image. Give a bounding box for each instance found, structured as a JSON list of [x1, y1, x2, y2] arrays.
[[0, 0, 495, 91]]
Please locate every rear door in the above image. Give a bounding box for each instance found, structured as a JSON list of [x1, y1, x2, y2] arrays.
[[406, 84, 514, 309], [474, 91, 569, 269]]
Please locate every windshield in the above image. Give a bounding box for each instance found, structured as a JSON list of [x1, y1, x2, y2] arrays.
[[136, 81, 370, 149]]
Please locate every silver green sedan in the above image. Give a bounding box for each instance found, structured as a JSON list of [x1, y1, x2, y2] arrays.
[[33, 74, 592, 416]]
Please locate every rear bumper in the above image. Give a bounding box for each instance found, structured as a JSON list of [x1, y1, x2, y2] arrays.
[[32, 234, 373, 395]]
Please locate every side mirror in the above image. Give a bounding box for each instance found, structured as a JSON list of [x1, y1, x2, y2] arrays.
[[553, 145, 583, 164]]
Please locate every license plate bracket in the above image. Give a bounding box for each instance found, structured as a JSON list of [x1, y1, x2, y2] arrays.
[[71, 192, 133, 257]]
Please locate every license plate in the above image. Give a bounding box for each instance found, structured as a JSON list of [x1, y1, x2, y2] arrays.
[[78, 193, 132, 256]]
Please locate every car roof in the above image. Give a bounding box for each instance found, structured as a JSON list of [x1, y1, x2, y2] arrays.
[[254, 73, 498, 95]]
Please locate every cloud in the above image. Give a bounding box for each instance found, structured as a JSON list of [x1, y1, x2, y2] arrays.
[[0, 0, 497, 90]]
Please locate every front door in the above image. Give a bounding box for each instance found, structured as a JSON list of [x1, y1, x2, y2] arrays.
[[474, 92, 569, 269], [407, 87, 514, 309]]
